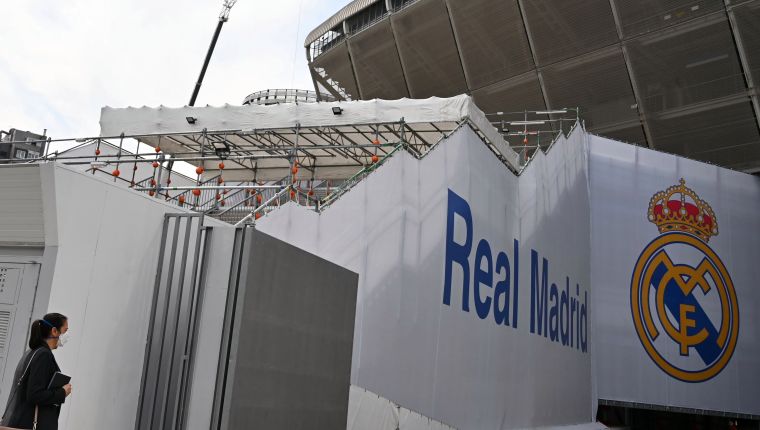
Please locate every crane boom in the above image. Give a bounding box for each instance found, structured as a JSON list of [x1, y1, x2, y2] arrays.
[[188, 0, 238, 106]]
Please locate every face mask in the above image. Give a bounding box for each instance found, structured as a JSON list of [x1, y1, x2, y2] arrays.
[[57, 332, 71, 348]]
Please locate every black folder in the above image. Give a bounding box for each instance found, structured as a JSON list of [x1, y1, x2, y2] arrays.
[[47, 371, 71, 390]]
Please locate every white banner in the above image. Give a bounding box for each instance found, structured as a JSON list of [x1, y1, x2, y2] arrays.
[[589, 136, 760, 415], [258, 124, 593, 429]]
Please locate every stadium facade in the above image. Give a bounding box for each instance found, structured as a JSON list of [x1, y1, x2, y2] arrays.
[[2, 93, 759, 429], [304, 0, 760, 173]]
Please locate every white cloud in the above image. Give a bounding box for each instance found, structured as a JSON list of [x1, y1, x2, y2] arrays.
[[0, 0, 347, 148]]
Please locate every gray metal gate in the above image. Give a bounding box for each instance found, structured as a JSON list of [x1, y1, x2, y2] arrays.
[[209, 226, 247, 430], [0, 262, 40, 410], [136, 214, 210, 430]]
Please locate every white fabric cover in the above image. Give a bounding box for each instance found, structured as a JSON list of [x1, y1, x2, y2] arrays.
[[347, 386, 605, 430], [258, 124, 593, 429], [98, 95, 520, 169]]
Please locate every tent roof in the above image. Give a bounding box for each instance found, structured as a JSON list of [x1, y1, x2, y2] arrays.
[[98, 95, 519, 181]]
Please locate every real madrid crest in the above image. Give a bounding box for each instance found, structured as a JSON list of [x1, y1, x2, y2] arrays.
[[631, 179, 739, 383]]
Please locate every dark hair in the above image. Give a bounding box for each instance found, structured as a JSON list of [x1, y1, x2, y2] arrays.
[[29, 313, 67, 349]]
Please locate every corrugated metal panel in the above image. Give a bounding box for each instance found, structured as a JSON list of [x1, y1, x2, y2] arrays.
[[611, 0, 724, 39], [627, 15, 747, 114], [471, 71, 547, 113], [311, 42, 361, 99], [306, 0, 382, 46], [645, 98, 760, 169], [594, 123, 648, 146], [472, 72, 556, 152], [0, 165, 44, 246], [521, 0, 619, 66], [348, 19, 410, 99], [542, 46, 638, 130], [304, 0, 760, 170], [447, 0, 534, 89], [390, 0, 468, 98], [732, 0, 760, 88]]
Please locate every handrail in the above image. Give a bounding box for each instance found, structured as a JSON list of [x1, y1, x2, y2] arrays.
[[216, 174, 292, 216], [248, 185, 293, 221], [202, 186, 248, 214], [166, 173, 222, 204], [319, 141, 404, 209]]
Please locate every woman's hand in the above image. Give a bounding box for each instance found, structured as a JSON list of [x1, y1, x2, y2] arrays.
[[63, 384, 72, 397]]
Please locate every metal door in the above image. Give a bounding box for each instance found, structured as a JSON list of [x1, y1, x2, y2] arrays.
[[0, 262, 40, 409], [135, 214, 209, 430]]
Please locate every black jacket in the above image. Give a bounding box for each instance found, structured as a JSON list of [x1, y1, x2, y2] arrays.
[[1, 345, 66, 430]]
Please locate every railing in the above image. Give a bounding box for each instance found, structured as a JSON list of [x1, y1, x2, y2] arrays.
[[165, 174, 221, 209], [309, 0, 415, 60], [346, 1, 388, 35], [235, 186, 294, 226], [319, 141, 404, 210], [222, 143, 396, 226], [212, 175, 293, 224], [232, 115, 582, 225], [309, 30, 346, 60], [389, 0, 419, 12], [243, 89, 335, 106], [92, 166, 156, 191]]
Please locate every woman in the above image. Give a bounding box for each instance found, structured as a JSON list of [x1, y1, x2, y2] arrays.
[[0, 313, 72, 430]]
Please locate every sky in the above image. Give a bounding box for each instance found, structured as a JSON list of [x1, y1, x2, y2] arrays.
[[0, 0, 347, 151]]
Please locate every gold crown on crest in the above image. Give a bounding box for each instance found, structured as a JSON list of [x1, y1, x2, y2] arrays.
[[647, 179, 718, 242]]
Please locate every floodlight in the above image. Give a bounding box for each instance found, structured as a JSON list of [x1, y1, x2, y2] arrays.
[[332, 107, 343, 115], [186, 116, 198, 124], [213, 140, 230, 158]]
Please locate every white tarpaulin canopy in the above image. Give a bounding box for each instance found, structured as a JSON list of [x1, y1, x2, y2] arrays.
[[98, 95, 520, 181]]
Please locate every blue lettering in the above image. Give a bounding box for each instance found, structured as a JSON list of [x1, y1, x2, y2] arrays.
[[549, 283, 559, 341], [493, 251, 510, 326], [442, 191, 588, 353], [580, 290, 588, 353], [530, 251, 549, 337], [571, 290, 577, 348], [512, 239, 519, 329], [444, 189, 473, 312], [474, 239, 493, 320], [560, 278, 569, 346]]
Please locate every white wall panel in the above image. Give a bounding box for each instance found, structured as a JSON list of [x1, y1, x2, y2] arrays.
[[258, 125, 593, 429], [590, 135, 760, 415], [40, 165, 232, 430]]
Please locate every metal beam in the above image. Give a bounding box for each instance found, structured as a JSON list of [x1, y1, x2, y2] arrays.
[[608, 0, 657, 149], [441, 0, 473, 90], [515, 0, 553, 115], [725, 1, 760, 141], [387, 9, 414, 97], [343, 38, 365, 100], [311, 70, 348, 101]]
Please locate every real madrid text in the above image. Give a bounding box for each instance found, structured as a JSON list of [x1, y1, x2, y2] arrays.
[[442, 189, 589, 353]]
